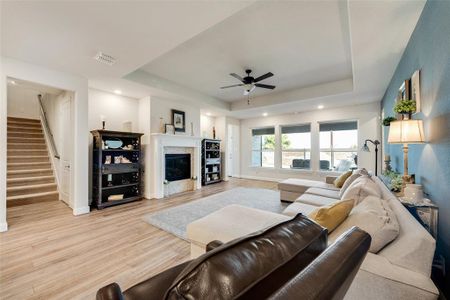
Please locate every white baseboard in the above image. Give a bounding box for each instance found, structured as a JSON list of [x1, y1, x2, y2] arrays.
[[73, 206, 90, 216], [0, 222, 8, 232], [239, 175, 282, 182]]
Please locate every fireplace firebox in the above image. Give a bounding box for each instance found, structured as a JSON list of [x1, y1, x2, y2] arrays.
[[165, 154, 191, 181]]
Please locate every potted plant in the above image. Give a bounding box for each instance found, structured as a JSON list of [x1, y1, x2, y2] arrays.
[[394, 99, 416, 119], [382, 116, 397, 126]]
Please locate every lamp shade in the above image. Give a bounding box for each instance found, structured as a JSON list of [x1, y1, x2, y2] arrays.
[[388, 120, 425, 144]]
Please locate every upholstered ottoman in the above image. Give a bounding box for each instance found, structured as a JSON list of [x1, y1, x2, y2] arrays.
[[187, 204, 289, 258], [278, 178, 339, 202]]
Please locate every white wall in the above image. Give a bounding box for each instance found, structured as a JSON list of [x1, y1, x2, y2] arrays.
[[239, 102, 381, 182], [150, 97, 200, 136], [200, 115, 216, 138], [88, 88, 140, 132], [1, 57, 89, 231], [7, 84, 40, 119]]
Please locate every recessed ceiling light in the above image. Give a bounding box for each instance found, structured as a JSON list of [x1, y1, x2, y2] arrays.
[[263, 112, 268, 117], [318, 105, 324, 109], [114, 89, 122, 95]]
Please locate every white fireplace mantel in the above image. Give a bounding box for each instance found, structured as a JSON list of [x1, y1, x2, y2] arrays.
[[150, 133, 203, 199]]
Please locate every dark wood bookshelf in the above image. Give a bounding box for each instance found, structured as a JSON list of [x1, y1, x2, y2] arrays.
[[201, 139, 222, 185], [91, 130, 144, 209]]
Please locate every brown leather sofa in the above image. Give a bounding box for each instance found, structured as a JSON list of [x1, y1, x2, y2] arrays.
[[97, 214, 370, 300]]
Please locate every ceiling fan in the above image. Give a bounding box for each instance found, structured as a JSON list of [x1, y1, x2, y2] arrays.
[[220, 69, 275, 96]]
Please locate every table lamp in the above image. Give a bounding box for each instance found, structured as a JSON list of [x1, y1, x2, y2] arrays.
[[388, 119, 425, 186]]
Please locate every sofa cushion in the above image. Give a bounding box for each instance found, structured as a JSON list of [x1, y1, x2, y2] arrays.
[[170, 214, 327, 300], [333, 170, 352, 188], [278, 178, 338, 194], [329, 195, 399, 253], [308, 199, 354, 232], [282, 202, 318, 217], [296, 193, 337, 207], [339, 173, 361, 198], [305, 187, 340, 199], [341, 175, 381, 204]]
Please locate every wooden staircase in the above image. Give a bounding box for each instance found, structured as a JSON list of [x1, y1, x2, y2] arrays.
[[7, 117, 59, 207]]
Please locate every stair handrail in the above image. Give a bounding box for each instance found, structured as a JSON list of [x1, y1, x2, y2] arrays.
[[37, 94, 60, 159]]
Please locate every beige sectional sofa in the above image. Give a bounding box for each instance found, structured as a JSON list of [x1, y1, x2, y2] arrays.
[[187, 174, 439, 299]]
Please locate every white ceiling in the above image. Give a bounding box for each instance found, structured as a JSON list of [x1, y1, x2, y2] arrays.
[[140, 1, 352, 102], [1, 0, 426, 119]]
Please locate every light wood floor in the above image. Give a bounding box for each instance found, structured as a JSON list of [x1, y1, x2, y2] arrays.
[[0, 178, 277, 300]]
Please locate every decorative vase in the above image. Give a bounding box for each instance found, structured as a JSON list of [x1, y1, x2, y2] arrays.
[[213, 126, 216, 139], [401, 113, 412, 120]]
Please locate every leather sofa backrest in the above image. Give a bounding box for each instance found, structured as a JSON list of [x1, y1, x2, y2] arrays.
[[268, 227, 371, 300], [165, 214, 327, 300]]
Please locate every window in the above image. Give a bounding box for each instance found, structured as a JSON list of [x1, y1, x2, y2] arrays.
[[251, 127, 275, 167], [319, 121, 358, 172], [281, 124, 311, 169]]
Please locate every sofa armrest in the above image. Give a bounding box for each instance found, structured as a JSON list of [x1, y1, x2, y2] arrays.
[[96, 283, 124, 300], [325, 176, 337, 184], [206, 240, 223, 252], [345, 253, 438, 299]]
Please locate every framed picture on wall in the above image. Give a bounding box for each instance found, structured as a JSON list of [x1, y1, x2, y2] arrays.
[[172, 109, 185, 132], [411, 69, 421, 113]]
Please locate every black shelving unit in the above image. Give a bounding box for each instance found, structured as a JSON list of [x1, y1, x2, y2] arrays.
[[91, 130, 144, 209], [202, 139, 222, 185]]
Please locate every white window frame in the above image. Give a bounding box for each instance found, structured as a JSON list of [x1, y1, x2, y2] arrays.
[[280, 123, 311, 170], [251, 127, 276, 168], [319, 121, 358, 171]]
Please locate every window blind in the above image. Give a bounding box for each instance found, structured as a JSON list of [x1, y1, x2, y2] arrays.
[[252, 127, 275, 136], [281, 124, 311, 134], [319, 121, 357, 132]]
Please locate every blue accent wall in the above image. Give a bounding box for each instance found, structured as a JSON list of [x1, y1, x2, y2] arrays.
[[381, 0, 450, 286]]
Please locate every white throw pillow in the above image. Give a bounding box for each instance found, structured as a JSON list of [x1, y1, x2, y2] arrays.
[[339, 173, 361, 198], [341, 175, 381, 204], [330, 195, 399, 253]]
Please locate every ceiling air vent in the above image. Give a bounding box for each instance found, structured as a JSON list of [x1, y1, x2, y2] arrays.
[[94, 51, 116, 66]]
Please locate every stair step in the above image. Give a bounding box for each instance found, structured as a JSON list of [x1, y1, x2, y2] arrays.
[[8, 150, 48, 156], [8, 143, 46, 150], [7, 121, 41, 128], [7, 169, 53, 179], [7, 183, 57, 197], [8, 137, 45, 144], [7, 191, 59, 207], [7, 117, 40, 124], [8, 156, 49, 163], [7, 126, 43, 133], [7, 162, 51, 171], [7, 176, 55, 187], [8, 132, 44, 139]]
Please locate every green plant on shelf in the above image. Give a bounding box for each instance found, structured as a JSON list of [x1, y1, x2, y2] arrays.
[[382, 116, 397, 126], [394, 99, 416, 115]]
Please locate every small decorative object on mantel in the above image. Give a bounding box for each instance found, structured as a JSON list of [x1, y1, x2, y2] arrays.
[[383, 116, 397, 126], [159, 117, 165, 133], [190, 122, 194, 136], [165, 124, 175, 135], [172, 109, 186, 132], [213, 126, 216, 139]]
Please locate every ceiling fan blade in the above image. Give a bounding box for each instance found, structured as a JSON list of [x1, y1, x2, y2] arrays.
[[254, 72, 274, 82], [255, 83, 276, 89], [220, 83, 244, 89], [230, 73, 244, 82]]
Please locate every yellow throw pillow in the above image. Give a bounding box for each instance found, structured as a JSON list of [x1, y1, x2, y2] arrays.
[[334, 170, 353, 188], [308, 199, 354, 232]]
